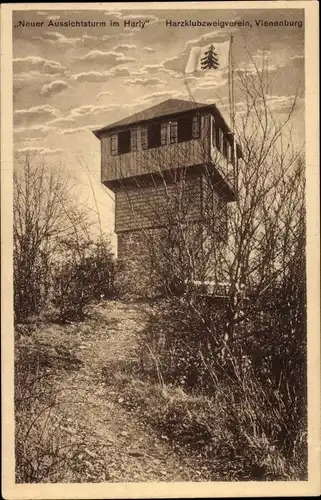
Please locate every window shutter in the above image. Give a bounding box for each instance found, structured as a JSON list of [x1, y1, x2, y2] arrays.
[[192, 116, 200, 139], [131, 128, 138, 151], [215, 127, 221, 151], [212, 117, 216, 145], [223, 136, 228, 158], [170, 121, 178, 143], [111, 135, 117, 155], [141, 126, 148, 149], [161, 123, 167, 145], [219, 129, 224, 152]]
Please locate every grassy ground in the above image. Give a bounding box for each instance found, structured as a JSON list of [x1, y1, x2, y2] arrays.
[[15, 301, 214, 482], [15, 299, 306, 482]]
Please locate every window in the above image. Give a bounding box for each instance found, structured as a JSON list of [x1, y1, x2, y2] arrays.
[[178, 116, 193, 142], [131, 128, 138, 151], [169, 121, 178, 143], [161, 123, 167, 145], [148, 122, 161, 148], [215, 127, 221, 151], [219, 129, 224, 152], [110, 135, 117, 155], [192, 116, 201, 139], [223, 137, 228, 158], [215, 127, 224, 152], [118, 130, 131, 154], [141, 126, 148, 149], [212, 118, 216, 145]]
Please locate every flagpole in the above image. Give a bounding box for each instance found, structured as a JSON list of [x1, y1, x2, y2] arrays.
[[229, 34, 237, 195]]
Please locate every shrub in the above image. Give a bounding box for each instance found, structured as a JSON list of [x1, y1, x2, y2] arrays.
[[135, 283, 307, 480], [102, 372, 306, 481], [15, 336, 84, 482], [53, 236, 118, 322]]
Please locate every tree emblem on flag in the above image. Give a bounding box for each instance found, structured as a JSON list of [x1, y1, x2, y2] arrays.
[[200, 44, 219, 70]]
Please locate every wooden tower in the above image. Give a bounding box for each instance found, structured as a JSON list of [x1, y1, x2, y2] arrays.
[[93, 98, 241, 295]]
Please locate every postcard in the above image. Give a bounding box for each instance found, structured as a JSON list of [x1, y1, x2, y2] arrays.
[[1, 2, 320, 499]]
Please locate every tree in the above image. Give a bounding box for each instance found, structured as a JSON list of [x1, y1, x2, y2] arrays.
[[13, 153, 91, 322], [201, 44, 219, 70], [101, 51, 307, 479], [120, 54, 305, 392]]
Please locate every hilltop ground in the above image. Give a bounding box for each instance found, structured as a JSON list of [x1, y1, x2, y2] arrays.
[[15, 300, 214, 483]]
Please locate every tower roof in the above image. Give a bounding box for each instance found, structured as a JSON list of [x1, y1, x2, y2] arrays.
[[93, 98, 232, 137]]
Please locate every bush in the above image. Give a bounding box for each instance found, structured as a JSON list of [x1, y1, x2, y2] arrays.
[[134, 282, 307, 480], [102, 371, 306, 481], [15, 336, 84, 482], [53, 236, 118, 322]]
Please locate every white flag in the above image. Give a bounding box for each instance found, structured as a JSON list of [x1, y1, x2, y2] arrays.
[[185, 41, 230, 74]]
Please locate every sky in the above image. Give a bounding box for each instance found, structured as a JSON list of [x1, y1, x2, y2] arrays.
[[13, 7, 305, 247]]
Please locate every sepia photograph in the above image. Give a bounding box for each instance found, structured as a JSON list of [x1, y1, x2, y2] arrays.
[[1, 2, 320, 498]]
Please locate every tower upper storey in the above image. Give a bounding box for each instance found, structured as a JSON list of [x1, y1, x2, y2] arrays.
[[93, 98, 242, 200]]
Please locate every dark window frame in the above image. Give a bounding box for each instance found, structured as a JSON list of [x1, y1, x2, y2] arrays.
[[177, 115, 193, 143], [212, 117, 216, 146], [117, 129, 131, 155], [169, 121, 178, 144], [192, 116, 201, 139], [215, 126, 221, 151], [148, 122, 162, 149], [141, 126, 148, 149], [130, 128, 138, 151], [223, 137, 228, 158], [161, 122, 168, 145], [110, 135, 117, 155]]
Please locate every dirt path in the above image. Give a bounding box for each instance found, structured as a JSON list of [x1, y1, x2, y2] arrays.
[[52, 301, 202, 482]]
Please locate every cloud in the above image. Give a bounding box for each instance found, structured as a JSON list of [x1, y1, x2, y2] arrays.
[[14, 124, 57, 139], [290, 54, 304, 61], [97, 91, 112, 99], [124, 77, 166, 87], [133, 64, 176, 78], [32, 31, 102, 49], [134, 90, 185, 106], [140, 64, 169, 74], [80, 50, 135, 66], [48, 104, 119, 128], [194, 74, 228, 90], [184, 30, 233, 50], [289, 54, 304, 68], [16, 147, 64, 156], [142, 47, 155, 53], [266, 94, 302, 114], [36, 11, 60, 20], [253, 49, 272, 60], [112, 44, 137, 51], [59, 124, 106, 135], [70, 104, 118, 118], [33, 31, 81, 46], [14, 105, 61, 127], [13, 56, 66, 75], [71, 66, 130, 83], [40, 80, 69, 97], [103, 11, 122, 19], [32, 30, 134, 49]]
